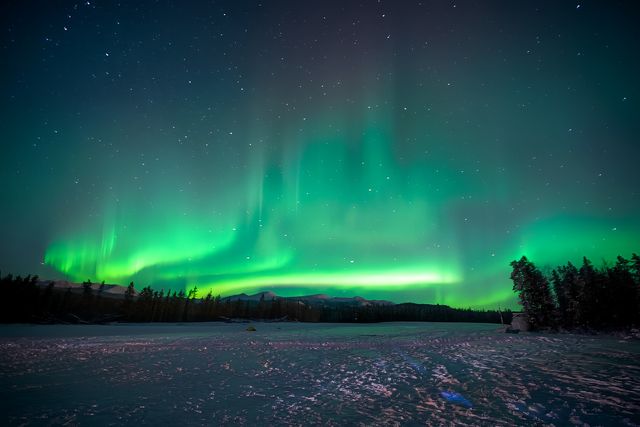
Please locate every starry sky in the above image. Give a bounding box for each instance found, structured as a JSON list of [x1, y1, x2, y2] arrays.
[[1, 1, 639, 309]]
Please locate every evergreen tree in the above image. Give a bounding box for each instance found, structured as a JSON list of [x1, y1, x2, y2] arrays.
[[124, 282, 135, 318], [631, 253, 640, 284], [606, 256, 637, 327], [632, 253, 640, 323], [136, 286, 154, 321], [510, 256, 556, 330], [578, 257, 606, 327], [125, 282, 135, 301], [187, 286, 198, 299], [551, 262, 581, 328], [82, 279, 93, 296]]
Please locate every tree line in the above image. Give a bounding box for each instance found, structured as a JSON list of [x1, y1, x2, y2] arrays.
[[510, 254, 640, 331], [0, 274, 508, 324]]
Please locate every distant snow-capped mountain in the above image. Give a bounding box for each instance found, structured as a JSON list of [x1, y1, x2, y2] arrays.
[[222, 291, 394, 306]]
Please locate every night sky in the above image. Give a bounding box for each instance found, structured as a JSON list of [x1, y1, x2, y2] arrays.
[[2, 1, 639, 308]]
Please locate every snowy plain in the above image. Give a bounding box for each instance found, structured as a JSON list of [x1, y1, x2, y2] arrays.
[[1, 322, 639, 426]]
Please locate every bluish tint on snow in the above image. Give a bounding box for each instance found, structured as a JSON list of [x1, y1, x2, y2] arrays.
[[0, 322, 639, 426], [440, 391, 472, 408]]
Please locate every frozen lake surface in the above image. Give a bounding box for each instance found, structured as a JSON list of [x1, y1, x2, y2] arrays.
[[1, 322, 639, 426]]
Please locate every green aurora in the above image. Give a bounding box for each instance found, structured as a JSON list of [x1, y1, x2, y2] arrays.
[[42, 102, 639, 308], [3, 2, 640, 309], [44, 107, 473, 302]]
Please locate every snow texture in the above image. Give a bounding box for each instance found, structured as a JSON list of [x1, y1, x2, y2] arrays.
[[1, 322, 639, 426]]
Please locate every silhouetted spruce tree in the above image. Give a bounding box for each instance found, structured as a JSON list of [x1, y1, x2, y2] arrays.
[[214, 294, 221, 315], [201, 291, 213, 321], [124, 281, 135, 318], [40, 281, 55, 317], [175, 289, 185, 321], [125, 282, 135, 301], [632, 253, 640, 323], [631, 253, 640, 283], [606, 256, 637, 327], [181, 287, 197, 321], [80, 279, 94, 317], [577, 257, 607, 327], [510, 256, 556, 330], [162, 290, 172, 321], [257, 293, 267, 318], [551, 262, 581, 328], [155, 289, 165, 321], [136, 286, 154, 321], [551, 269, 569, 325]]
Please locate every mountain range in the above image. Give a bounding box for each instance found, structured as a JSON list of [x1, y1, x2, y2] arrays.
[[220, 291, 394, 307], [37, 280, 395, 306]]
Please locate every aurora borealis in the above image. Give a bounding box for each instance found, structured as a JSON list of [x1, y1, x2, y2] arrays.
[[1, 2, 639, 308]]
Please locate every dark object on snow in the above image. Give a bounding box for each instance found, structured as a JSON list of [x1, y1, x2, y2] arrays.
[[510, 312, 530, 331], [246, 325, 256, 332], [505, 326, 520, 334]]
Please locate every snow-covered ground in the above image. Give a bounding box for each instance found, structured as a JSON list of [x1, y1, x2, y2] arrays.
[[1, 322, 639, 426]]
